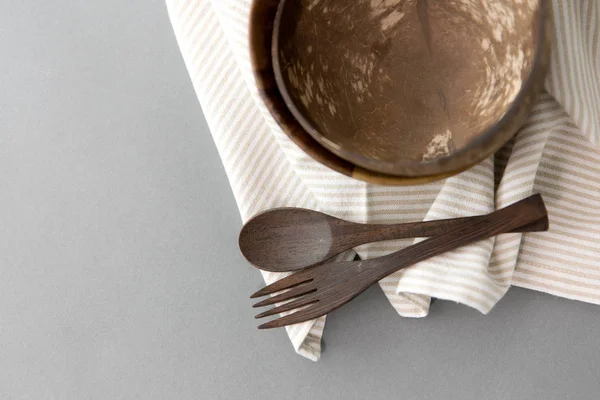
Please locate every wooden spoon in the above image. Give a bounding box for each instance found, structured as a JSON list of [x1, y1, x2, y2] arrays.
[[239, 205, 546, 272]]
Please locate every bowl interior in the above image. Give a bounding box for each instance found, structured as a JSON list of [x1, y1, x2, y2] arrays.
[[273, 0, 544, 176]]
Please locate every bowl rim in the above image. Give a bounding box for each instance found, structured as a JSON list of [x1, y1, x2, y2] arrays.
[[270, 0, 551, 178]]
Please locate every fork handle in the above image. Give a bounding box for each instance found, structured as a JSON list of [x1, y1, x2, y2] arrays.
[[365, 194, 548, 283]]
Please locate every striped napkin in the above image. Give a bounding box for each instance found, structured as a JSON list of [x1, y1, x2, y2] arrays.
[[166, 0, 600, 361]]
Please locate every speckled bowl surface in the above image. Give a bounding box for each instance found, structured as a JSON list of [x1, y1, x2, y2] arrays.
[[250, 0, 551, 184]]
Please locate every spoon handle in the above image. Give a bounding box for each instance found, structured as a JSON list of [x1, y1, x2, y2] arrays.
[[336, 212, 542, 246]]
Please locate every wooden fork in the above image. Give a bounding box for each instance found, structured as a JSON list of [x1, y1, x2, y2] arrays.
[[251, 194, 548, 329]]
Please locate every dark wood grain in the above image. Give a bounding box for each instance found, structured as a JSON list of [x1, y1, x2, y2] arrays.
[[250, 194, 548, 329], [239, 203, 547, 272]]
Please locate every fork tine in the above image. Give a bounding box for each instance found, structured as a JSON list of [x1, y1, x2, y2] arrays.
[[254, 296, 318, 319], [252, 285, 317, 308], [250, 272, 313, 299], [258, 303, 324, 329]]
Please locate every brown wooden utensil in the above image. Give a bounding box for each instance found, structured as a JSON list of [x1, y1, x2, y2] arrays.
[[239, 202, 547, 272], [251, 194, 548, 329]]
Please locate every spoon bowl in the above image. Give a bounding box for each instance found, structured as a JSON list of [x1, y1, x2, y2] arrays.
[[239, 208, 336, 271]]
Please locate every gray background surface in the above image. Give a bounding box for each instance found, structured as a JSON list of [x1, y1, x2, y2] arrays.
[[1, 1, 599, 399]]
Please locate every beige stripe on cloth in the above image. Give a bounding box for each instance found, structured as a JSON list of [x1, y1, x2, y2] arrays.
[[166, 0, 600, 361]]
